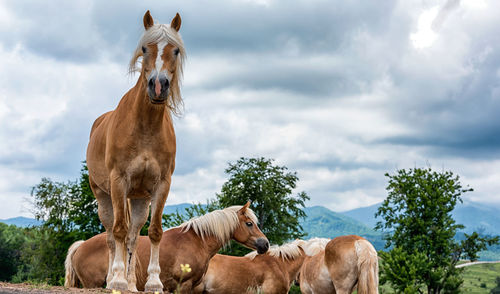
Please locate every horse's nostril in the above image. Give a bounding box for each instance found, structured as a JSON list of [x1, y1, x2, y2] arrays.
[[148, 78, 154, 87]]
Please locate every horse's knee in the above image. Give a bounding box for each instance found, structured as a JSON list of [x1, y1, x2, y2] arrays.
[[148, 225, 162, 244], [113, 222, 128, 242]]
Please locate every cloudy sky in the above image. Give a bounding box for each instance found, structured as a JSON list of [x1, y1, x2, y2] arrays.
[[1, 0, 499, 219]]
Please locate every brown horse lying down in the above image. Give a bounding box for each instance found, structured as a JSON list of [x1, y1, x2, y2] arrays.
[[193, 239, 308, 294], [299, 235, 379, 294], [65, 203, 269, 293]]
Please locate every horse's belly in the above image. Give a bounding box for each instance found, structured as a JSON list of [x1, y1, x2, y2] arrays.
[[127, 153, 162, 198]]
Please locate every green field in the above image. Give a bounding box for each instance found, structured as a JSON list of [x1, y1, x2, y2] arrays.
[[462, 263, 500, 293], [377, 263, 500, 293]]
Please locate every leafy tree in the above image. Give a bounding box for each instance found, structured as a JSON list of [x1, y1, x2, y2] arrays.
[[19, 163, 104, 284], [375, 168, 499, 294], [215, 157, 309, 254], [0, 223, 26, 281]]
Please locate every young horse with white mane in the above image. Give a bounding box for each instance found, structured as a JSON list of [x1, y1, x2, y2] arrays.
[[86, 11, 185, 292], [65, 203, 269, 293], [193, 239, 308, 294], [299, 235, 379, 294]]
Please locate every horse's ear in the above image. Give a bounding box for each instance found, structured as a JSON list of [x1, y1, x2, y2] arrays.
[[170, 13, 181, 32], [143, 10, 154, 30], [238, 201, 251, 214]]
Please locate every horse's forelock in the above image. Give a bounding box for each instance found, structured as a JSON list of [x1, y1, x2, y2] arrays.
[[128, 22, 186, 115]]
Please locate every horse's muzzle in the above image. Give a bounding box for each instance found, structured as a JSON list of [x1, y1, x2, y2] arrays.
[[255, 237, 269, 254], [147, 73, 169, 103]]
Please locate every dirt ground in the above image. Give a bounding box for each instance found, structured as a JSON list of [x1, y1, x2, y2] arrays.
[[0, 283, 128, 294]]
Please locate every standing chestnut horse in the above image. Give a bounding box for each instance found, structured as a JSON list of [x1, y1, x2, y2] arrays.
[[299, 235, 379, 294], [86, 10, 185, 292]]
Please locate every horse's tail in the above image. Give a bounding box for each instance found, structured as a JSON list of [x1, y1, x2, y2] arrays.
[[64, 240, 84, 288], [355, 239, 379, 294]]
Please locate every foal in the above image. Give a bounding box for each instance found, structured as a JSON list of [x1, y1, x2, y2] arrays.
[[299, 235, 379, 294], [86, 10, 185, 292], [65, 203, 269, 293], [194, 239, 307, 294]]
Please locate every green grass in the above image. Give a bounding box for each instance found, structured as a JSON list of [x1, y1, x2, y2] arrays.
[[461, 263, 500, 293], [374, 263, 500, 294]]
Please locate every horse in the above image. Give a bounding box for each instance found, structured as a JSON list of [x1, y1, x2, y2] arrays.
[[65, 203, 269, 293], [193, 239, 308, 294], [85, 10, 185, 292], [299, 235, 379, 294]]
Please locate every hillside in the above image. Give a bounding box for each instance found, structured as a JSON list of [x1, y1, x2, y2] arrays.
[[300, 206, 385, 250], [0, 216, 42, 227], [342, 201, 500, 236]]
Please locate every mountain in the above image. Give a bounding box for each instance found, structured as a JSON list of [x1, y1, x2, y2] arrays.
[[0, 216, 42, 227], [342, 201, 500, 236], [301, 206, 384, 250]]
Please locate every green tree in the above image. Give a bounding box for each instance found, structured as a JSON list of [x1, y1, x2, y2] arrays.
[[215, 157, 309, 254], [19, 163, 104, 284], [375, 168, 499, 294], [0, 223, 26, 281]]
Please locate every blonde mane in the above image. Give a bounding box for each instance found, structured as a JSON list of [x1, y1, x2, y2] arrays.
[[245, 239, 306, 261], [302, 237, 330, 256], [129, 21, 186, 115], [179, 206, 258, 245]]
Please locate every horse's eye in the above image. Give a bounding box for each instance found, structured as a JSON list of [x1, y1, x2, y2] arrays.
[[174, 48, 180, 56], [246, 222, 253, 227], [142, 46, 147, 54]]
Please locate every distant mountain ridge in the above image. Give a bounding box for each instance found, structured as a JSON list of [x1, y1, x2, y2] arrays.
[[0, 216, 42, 227], [342, 201, 500, 236]]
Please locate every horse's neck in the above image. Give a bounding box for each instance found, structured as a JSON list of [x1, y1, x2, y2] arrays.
[[185, 229, 225, 258], [283, 254, 307, 282], [125, 74, 169, 131]]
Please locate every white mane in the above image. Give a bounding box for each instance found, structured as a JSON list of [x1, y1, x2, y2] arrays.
[[301, 237, 330, 256], [129, 21, 186, 114], [245, 239, 306, 261], [179, 206, 258, 246]]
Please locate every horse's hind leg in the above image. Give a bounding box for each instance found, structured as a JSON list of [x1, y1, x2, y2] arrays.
[[90, 179, 115, 288], [126, 198, 149, 292], [145, 179, 171, 292]]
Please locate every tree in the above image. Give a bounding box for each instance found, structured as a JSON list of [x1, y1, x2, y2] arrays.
[[375, 168, 499, 294], [19, 163, 104, 284], [0, 223, 26, 281], [215, 157, 309, 247]]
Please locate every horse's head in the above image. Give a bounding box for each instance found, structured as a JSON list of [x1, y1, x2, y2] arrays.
[[233, 201, 270, 254], [129, 11, 185, 112]]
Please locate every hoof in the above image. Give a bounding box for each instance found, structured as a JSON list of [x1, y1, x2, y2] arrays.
[[128, 284, 138, 292], [108, 277, 128, 291], [145, 281, 163, 293]]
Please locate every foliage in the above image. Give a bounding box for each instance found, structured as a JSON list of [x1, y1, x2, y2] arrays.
[[375, 167, 499, 294], [0, 223, 26, 281], [15, 163, 104, 285], [215, 157, 309, 245]]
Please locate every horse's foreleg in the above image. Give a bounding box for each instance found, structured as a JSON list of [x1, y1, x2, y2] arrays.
[[145, 180, 171, 293], [108, 175, 129, 291], [126, 198, 150, 292]]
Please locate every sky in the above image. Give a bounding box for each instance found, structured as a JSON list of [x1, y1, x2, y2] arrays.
[[1, 0, 500, 219]]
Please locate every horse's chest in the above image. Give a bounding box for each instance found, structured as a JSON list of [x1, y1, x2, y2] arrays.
[[126, 153, 163, 196]]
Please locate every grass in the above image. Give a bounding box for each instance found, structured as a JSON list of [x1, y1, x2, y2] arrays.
[[375, 263, 500, 294], [461, 263, 500, 293]]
